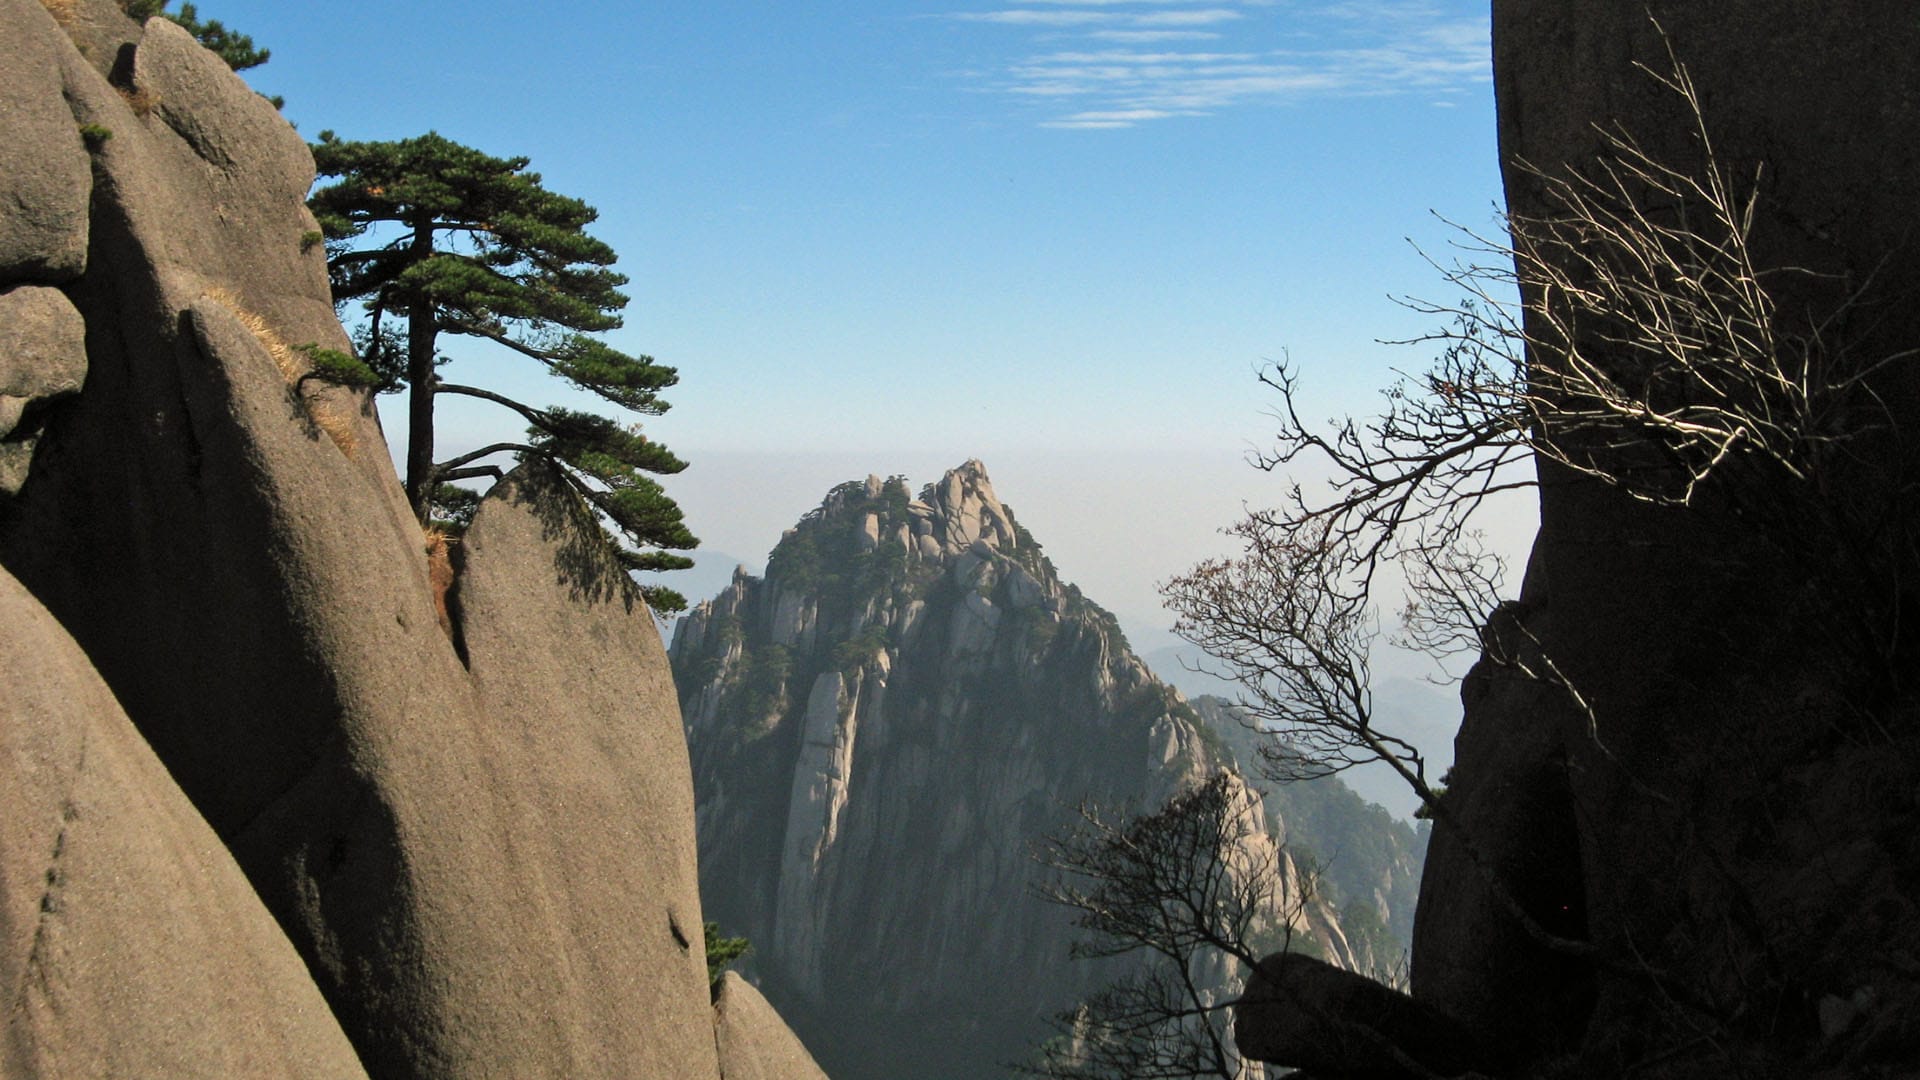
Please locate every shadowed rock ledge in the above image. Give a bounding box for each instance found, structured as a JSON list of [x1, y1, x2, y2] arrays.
[[0, 564, 367, 1078]]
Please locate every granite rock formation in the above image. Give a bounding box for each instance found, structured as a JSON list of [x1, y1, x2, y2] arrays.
[[1234, 952, 1481, 1080], [1235, 5, 1920, 1077], [1190, 695, 1427, 967], [713, 973, 833, 1080], [674, 463, 1362, 1080], [0, 564, 367, 1078], [0, 1, 817, 1076]]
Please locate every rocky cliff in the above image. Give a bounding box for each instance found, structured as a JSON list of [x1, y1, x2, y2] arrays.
[[1236, 5, 1920, 1077], [0, 2, 820, 1076], [1188, 696, 1427, 966], [673, 463, 1365, 1079]]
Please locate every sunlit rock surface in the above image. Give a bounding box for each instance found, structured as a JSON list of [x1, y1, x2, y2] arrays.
[[0, 1, 811, 1075]]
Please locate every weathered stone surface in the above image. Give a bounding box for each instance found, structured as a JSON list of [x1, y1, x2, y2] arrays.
[[452, 461, 720, 1079], [712, 973, 831, 1080], [46, 0, 143, 83], [0, 566, 367, 1079], [0, 4, 739, 1077], [924, 459, 1019, 553], [0, 286, 86, 411], [0, 0, 89, 284], [1406, 595, 1592, 1065], [0, 285, 86, 492], [132, 19, 309, 187], [1236, 949, 1474, 1076], [1235, 952, 1481, 1080]]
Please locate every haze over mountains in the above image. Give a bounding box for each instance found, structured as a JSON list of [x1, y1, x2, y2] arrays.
[[670, 462, 1425, 1079]]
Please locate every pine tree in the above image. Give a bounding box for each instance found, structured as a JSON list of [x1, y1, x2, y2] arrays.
[[309, 131, 697, 613]]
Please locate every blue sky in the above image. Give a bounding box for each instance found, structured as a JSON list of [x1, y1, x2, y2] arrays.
[[215, 0, 1524, 672]]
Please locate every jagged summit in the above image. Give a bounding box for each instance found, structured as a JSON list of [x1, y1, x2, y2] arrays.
[[675, 460, 1151, 734], [917, 458, 1020, 554], [670, 462, 1353, 1080], [768, 460, 1027, 567]]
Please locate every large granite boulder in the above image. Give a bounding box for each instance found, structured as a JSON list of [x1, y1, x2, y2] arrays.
[[0, 0, 89, 285], [0, 285, 86, 493], [0, 565, 367, 1079], [449, 460, 715, 1076], [0, 2, 741, 1076], [712, 973, 832, 1080], [1233, 953, 1481, 1080]]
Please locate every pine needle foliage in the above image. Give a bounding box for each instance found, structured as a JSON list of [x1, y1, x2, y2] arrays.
[[704, 923, 751, 988], [310, 131, 696, 611]]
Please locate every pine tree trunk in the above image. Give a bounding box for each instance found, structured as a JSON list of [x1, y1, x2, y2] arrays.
[[405, 214, 437, 522]]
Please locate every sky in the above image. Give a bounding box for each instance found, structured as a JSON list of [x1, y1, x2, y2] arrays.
[[212, 0, 1528, 776]]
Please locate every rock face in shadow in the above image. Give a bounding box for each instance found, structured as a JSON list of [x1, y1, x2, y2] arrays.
[[1234, 953, 1481, 1080], [712, 973, 832, 1080], [1243, 6, 1920, 1080], [0, 565, 366, 1079], [675, 464, 1352, 1080], [0, 2, 808, 1077]]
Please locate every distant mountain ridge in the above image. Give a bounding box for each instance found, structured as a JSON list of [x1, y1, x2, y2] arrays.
[[672, 461, 1422, 1079]]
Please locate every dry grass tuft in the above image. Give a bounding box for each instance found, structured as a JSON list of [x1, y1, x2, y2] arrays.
[[203, 286, 300, 381], [37, 0, 78, 28], [424, 528, 458, 638], [115, 84, 160, 117], [312, 403, 359, 459], [201, 286, 358, 459]]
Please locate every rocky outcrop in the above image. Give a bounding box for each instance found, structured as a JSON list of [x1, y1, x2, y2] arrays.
[[1235, 953, 1481, 1080], [675, 463, 1348, 1080], [0, 2, 89, 286], [712, 973, 832, 1080], [446, 461, 716, 1076], [0, 286, 86, 493], [1190, 695, 1427, 968], [0, 2, 818, 1077], [1242, 5, 1920, 1078], [0, 564, 366, 1078]]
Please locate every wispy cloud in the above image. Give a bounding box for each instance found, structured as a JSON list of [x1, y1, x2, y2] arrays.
[[1042, 107, 1203, 128], [1132, 9, 1243, 25], [1090, 29, 1223, 41], [954, 10, 1117, 25], [942, 0, 1488, 129]]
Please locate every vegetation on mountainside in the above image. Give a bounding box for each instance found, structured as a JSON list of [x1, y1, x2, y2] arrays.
[[704, 922, 751, 987], [1187, 695, 1425, 958], [1025, 774, 1311, 1080], [765, 477, 919, 603], [309, 131, 696, 611]]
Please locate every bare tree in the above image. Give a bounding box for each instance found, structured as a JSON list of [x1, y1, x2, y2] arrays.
[[1039, 34, 1920, 1079], [1167, 33, 1917, 822], [1022, 773, 1310, 1080]]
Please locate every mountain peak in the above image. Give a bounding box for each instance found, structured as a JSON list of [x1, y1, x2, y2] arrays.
[[919, 458, 1018, 556], [670, 463, 1379, 1080]]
